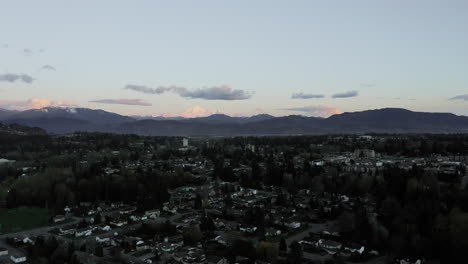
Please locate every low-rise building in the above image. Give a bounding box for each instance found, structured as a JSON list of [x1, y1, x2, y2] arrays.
[[10, 255, 27, 263], [0, 247, 8, 256]]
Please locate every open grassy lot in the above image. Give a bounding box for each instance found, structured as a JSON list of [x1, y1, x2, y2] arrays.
[[0, 207, 51, 234]]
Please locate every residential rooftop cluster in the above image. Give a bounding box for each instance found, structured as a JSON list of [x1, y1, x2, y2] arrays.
[[1, 133, 468, 263]]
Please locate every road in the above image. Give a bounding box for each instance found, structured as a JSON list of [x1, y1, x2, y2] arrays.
[[285, 222, 331, 263], [284, 221, 388, 264], [0, 210, 184, 261], [0, 217, 80, 261], [285, 222, 329, 246]]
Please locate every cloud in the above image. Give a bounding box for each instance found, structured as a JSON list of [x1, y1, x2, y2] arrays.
[[22, 48, 44, 57], [179, 86, 253, 100], [332, 90, 359, 98], [22, 49, 33, 56], [89, 99, 151, 106], [124, 84, 171, 94], [125, 84, 253, 100], [291, 93, 325, 99], [0, 97, 77, 111], [360, 83, 376, 88], [282, 105, 343, 117], [0, 73, 34, 83], [450, 94, 468, 101], [40, 65, 56, 71]]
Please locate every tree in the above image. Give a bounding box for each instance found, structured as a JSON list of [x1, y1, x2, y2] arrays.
[[289, 241, 302, 264], [200, 214, 216, 232], [30, 236, 49, 259], [338, 211, 356, 236], [50, 245, 68, 264], [94, 213, 102, 224], [95, 245, 104, 257], [194, 193, 203, 209], [448, 208, 468, 261], [79, 243, 86, 253], [380, 196, 402, 227], [6, 188, 18, 208], [231, 239, 256, 260], [183, 225, 203, 245], [355, 207, 372, 242], [256, 241, 278, 263], [279, 237, 287, 252]]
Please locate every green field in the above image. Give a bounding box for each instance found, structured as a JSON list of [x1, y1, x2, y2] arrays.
[[0, 207, 51, 234]]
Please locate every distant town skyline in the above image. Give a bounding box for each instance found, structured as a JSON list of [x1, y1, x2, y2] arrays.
[[1, 0, 468, 117]]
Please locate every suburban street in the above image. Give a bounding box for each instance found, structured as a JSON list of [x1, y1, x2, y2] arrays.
[[0, 210, 186, 262], [0, 217, 80, 261], [284, 221, 388, 264]]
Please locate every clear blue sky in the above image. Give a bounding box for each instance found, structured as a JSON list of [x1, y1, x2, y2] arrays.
[[1, 0, 467, 117]]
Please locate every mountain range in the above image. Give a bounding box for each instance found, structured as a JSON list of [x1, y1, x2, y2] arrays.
[[0, 122, 47, 136], [1, 107, 468, 136]]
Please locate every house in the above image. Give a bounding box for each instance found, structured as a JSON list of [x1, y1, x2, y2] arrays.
[[312, 160, 325, 166], [10, 255, 27, 263], [96, 236, 110, 244], [110, 218, 128, 227], [214, 235, 228, 246], [239, 226, 257, 234], [207, 256, 229, 264], [286, 222, 301, 229], [80, 202, 92, 207], [120, 206, 137, 215], [75, 227, 93, 237], [21, 237, 34, 245], [145, 209, 161, 218], [158, 242, 178, 253], [396, 259, 422, 264], [344, 244, 365, 255], [0, 247, 8, 256], [136, 240, 149, 251], [0, 158, 15, 165], [359, 135, 373, 140], [265, 228, 282, 237], [316, 239, 342, 254], [59, 227, 76, 235], [53, 215, 66, 223], [137, 252, 157, 263], [129, 215, 141, 222]]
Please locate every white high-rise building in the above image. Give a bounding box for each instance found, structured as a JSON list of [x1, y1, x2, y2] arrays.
[[182, 138, 189, 147]]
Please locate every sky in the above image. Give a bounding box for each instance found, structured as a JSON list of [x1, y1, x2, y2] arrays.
[[1, 0, 468, 118]]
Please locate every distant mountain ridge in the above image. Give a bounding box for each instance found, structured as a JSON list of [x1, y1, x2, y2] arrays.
[[1, 107, 468, 135], [0, 109, 19, 120], [3, 107, 134, 134], [131, 113, 275, 123], [0, 122, 47, 136]]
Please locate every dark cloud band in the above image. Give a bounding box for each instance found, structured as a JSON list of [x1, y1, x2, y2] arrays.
[[125, 84, 253, 100], [0, 73, 34, 83], [450, 94, 468, 101], [89, 99, 152, 106], [332, 90, 358, 98], [291, 93, 325, 99]]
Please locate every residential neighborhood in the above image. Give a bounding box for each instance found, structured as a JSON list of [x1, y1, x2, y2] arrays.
[[1, 133, 468, 263]]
